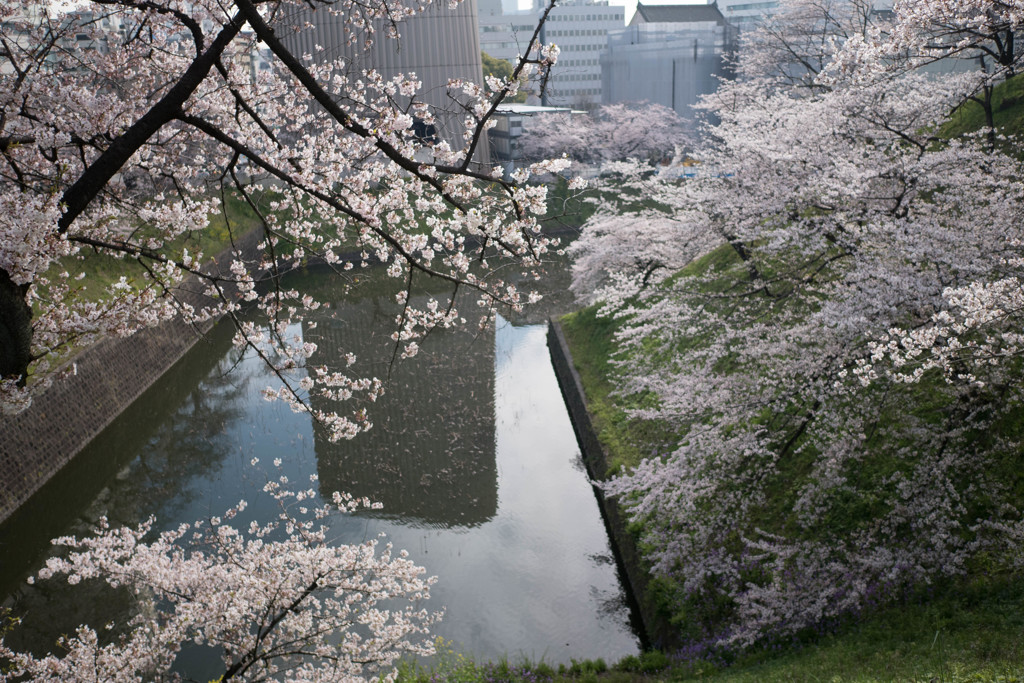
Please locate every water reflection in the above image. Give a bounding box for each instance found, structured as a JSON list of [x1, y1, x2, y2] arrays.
[[0, 321, 250, 657], [0, 321, 243, 585], [0, 256, 640, 670], [297, 270, 498, 527]]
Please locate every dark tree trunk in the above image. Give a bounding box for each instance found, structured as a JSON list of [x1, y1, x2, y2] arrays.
[[0, 267, 32, 385]]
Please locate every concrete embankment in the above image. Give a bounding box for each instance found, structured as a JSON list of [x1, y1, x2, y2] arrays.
[[547, 318, 679, 652]]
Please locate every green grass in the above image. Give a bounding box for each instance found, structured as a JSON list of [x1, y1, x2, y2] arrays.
[[559, 304, 680, 475], [556, 242, 770, 477], [940, 72, 1024, 140], [702, 580, 1024, 682]]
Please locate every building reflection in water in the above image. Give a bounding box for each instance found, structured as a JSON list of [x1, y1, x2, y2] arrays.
[[300, 267, 498, 527]]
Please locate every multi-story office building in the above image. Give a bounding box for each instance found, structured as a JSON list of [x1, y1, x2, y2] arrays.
[[479, 9, 543, 64], [479, 0, 625, 109], [277, 0, 487, 156], [541, 0, 625, 108]]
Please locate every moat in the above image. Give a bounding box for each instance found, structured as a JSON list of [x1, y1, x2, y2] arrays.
[[0, 256, 640, 676]]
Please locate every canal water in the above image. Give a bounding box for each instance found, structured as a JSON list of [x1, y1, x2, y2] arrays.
[[0, 256, 641, 676]]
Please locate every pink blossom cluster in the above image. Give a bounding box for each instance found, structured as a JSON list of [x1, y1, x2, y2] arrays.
[[862, 270, 1024, 387], [518, 102, 689, 168], [0, 475, 439, 681], [827, 0, 1024, 79]]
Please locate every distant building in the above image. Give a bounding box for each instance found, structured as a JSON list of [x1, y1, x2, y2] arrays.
[[601, 2, 736, 127], [478, 0, 625, 109], [540, 0, 625, 108], [716, 0, 779, 32], [58, 9, 125, 55], [242, 32, 273, 84], [277, 0, 487, 158], [479, 10, 541, 64], [478, 0, 504, 17]]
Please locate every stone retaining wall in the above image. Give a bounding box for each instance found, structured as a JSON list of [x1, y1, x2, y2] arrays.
[[547, 318, 680, 652], [0, 230, 264, 524]]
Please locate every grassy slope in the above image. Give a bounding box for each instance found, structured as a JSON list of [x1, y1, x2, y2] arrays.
[[29, 192, 269, 380], [63, 190, 267, 302], [559, 244, 742, 476], [941, 72, 1024, 140], [553, 249, 1008, 681]]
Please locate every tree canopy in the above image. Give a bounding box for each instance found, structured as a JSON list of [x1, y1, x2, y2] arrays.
[[0, 0, 561, 438], [576, 0, 1024, 650], [482, 51, 527, 103], [518, 101, 688, 166]]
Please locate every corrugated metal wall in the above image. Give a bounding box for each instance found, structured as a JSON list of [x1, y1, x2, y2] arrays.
[[277, 0, 489, 159]]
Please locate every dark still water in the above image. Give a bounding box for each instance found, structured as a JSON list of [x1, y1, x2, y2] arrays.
[[0, 258, 640, 675]]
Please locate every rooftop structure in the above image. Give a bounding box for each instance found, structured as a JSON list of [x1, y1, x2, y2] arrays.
[[632, 3, 733, 25], [716, 0, 779, 31], [479, 10, 542, 65]]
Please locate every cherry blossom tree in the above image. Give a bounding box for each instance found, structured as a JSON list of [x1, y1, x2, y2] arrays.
[[860, 268, 1024, 387], [834, 0, 1024, 75], [576, 0, 1024, 650], [738, 0, 878, 88], [565, 170, 718, 310], [0, 0, 569, 674], [517, 101, 687, 167], [0, 0, 565, 436], [0, 474, 439, 681], [827, 0, 1024, 141], [832, 0, 1024, 382]]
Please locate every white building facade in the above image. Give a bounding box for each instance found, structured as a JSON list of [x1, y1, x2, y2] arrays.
[[541, 0, 625, 108]]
